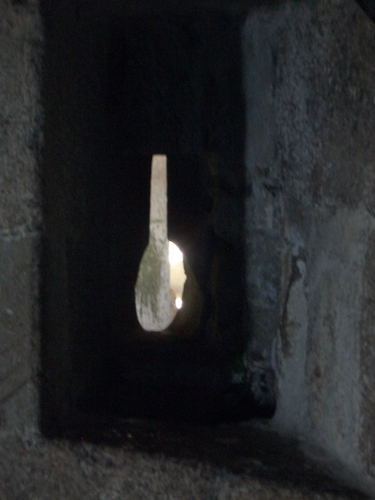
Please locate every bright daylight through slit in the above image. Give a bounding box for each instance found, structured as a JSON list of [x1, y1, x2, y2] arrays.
[[169, 241, 184, 310], [135, 155, 186, 331]]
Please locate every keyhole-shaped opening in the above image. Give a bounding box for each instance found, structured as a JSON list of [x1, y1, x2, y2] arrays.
[[135, 155, 186, 331]]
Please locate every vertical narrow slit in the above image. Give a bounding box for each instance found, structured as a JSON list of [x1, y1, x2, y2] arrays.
[[135, 154, 186, 332]]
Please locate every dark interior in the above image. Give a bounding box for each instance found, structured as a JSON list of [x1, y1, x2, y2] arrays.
[[40, 0, 275, 435]]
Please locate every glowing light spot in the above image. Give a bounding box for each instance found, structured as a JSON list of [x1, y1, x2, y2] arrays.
[[169, 240, 186, 312], [169, 241, 183, 264]]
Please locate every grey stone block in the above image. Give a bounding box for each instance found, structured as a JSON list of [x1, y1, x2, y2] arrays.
[[0, 236, 40, 336], [0, 0, 43, 235]]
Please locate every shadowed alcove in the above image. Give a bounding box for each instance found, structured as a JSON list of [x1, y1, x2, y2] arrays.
[[40, 0, 275, 436]]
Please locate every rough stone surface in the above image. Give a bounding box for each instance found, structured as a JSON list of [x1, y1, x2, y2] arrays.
[[0, 0, 42, 438], [0, 427, 366, 500], [1, 0, 375, 498], [243, 0, 375, 495], [0, 0, 42, 237]]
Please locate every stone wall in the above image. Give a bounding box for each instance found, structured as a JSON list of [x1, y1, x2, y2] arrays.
[[244, 0, 375, 493], [0, 0, 42, 437], [1, 0, 375, 497]]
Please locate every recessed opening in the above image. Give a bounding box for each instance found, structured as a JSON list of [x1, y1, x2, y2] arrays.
[[135, 155, 188, 332], [40, 3, 275, 434]]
